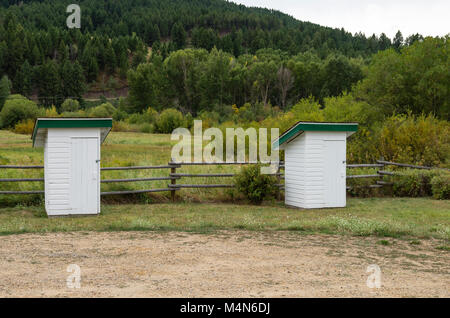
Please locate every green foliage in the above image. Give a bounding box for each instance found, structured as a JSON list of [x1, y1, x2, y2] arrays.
[[61, 110, 87, 118], [347, 168, 383, 198], [430, 172, 450, 200], [389, 170, 440, 197], [89, 102, 116, 118], [0, 75, 10, 111], [355, 37, 449, 119], [155, 108, 185, 133], [0, 95, 40, 128], [60, 99, 80, 113], [377, 114, 449, 167], [112, 109, 128, 121], [139, 123, 154, 133], [234, 164, 277, 204]]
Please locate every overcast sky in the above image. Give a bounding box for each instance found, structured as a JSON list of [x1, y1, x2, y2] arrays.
[[231, 0, 450, 39]]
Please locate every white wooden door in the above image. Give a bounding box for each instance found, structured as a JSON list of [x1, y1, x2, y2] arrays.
[[324, 140, 346, 207], [70, 137, 99, 214]]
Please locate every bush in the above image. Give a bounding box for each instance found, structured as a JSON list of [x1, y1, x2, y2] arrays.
[[155, 108, 185, 133], [60, 99, 80, 112], [61, 110, 87, 117], [139, 123, 154, 133], [0, 95, 40, 128], [113, 109, 128, 121], [127, 107, 158, 124], [234, 164, 277, 204], [14, 118, 35, 134], [89, 102, 116, 117], [389, 169, 440, 197], [377, 113, 450, 167], [430, 172, 450, 200], [45, 105, 60, 117]]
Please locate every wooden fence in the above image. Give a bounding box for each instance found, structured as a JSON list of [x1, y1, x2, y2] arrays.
[[0, 160, 444, 198]]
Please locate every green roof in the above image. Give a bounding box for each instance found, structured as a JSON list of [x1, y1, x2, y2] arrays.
[[32, 118, 112, 147], [272, 121, 358, 150]]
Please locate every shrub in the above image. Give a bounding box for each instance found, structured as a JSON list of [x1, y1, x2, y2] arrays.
[[139, 123, 154, 133], [113, 109, 128, 121], [389, 169, 440, 197], [0, 95, 40, 128], [89, 102, 116, 117], [14, 118, 35, 134], [45, 105, 60, 117], [60, 99, 80, 112], [128, 107, 159, 124], [61, 110, 87, 117], [430, 172, 450, 200], [234, 164, 277, 204], [377, 113, 450, 167], [155, 108, 185, 133]]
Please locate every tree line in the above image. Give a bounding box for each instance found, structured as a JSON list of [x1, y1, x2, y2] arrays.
[[0, 0, 435, 116], [127, 47, 364, 115]]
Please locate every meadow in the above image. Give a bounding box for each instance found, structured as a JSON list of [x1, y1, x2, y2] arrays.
[[0, 129, 449, 241]]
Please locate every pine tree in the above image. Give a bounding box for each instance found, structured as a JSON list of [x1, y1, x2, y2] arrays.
[[0, 75, 10, 111], [393, 31, 403, 51], [13, 59, 33, 97], [37, 59, 61, 107], [104, 43, 116, 74], [171, 22, 186, 50]]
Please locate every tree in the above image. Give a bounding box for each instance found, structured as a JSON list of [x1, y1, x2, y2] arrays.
[[60, 60, 85, 101], [36, 59, 61, 107], [249, 60, 277, 106], [171, 22, 187, 50], [393, 30, 403, 51], [355, 37, 449, 119], [0, 75, 11, 111], [60, 98, 80, 112], [322, 55, 363, 97], [276, 65, 294, 109], [104, 43, 116, 74], [13, 59, 33, 97]]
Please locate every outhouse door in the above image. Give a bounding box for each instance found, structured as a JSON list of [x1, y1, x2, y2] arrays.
[[70, 137, 100, 214], [324, 139, 346, 207]]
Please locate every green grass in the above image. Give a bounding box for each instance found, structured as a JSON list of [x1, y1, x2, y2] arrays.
[[0, 130, 243, 205], [0, 198, 448, 239], [1, 130, 449, 240]]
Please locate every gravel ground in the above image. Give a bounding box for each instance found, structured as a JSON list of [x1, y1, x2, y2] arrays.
[[0, 231, 448, 297]]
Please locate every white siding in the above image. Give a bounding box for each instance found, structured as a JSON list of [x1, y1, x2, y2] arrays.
[[284, 131, 347, 209], [44, 128, 100, 216]]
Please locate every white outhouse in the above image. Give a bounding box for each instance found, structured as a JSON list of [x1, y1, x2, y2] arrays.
[[273, 122, 358, 209], [32, 118, 112, 216]]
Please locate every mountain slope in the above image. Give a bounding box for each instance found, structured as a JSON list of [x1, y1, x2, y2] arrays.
[[0, 0, 392, 57]]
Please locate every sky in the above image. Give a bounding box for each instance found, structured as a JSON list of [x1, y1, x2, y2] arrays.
[[231, 0, 450, 39]]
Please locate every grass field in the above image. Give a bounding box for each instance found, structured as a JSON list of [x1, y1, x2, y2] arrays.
[[0, 130, 244, 205], [0, 130, 449, 241], [0, 198, 449, 240]]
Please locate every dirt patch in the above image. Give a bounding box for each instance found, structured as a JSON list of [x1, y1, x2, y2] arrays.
[[0, 231, 448, 297]]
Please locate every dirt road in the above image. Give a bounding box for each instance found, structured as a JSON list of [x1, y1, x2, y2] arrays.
[[0, 231, 448, 297]]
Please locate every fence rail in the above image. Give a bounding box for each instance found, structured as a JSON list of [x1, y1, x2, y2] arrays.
[[0, 160, 445, 198]]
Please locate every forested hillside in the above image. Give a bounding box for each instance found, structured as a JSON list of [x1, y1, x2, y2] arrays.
[[0, 0, 416, 107], [0, 0, 447, 167]]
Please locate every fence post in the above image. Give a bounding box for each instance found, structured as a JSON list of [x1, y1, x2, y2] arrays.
[[378, 157, 386, 194], [276, 162, 281, 200], [169, 159, 176, 202]]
